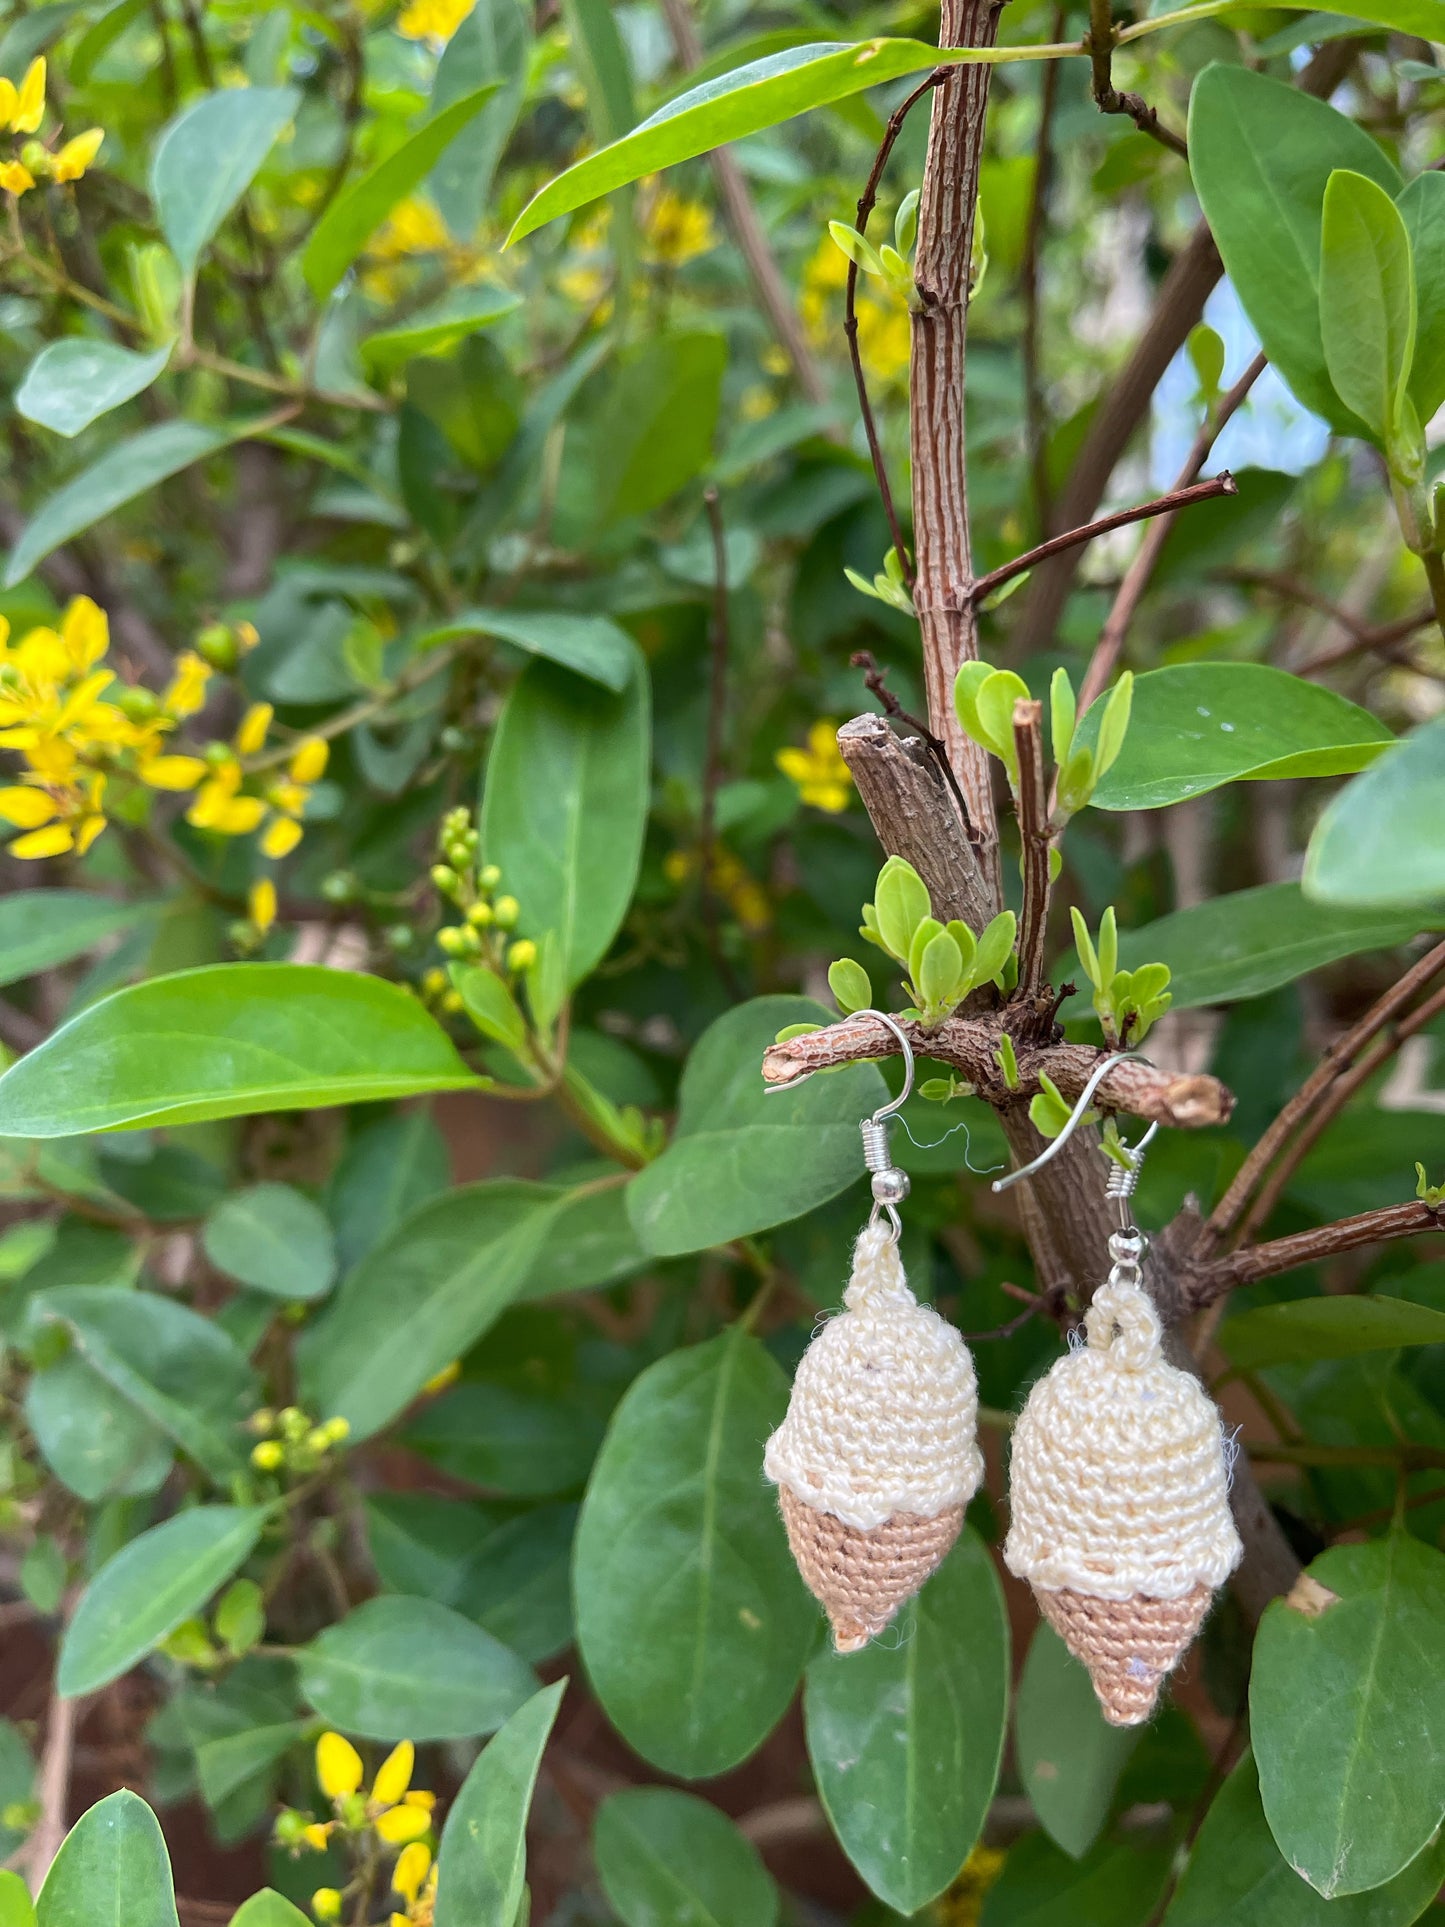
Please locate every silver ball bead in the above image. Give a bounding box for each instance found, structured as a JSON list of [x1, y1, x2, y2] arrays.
[[870, 1166, 910, 1206]]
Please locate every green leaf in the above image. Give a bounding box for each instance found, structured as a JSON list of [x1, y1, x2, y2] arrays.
[[16, 341, 172, 439], [1187, 65, 1401, 431], [404, 1381, 599, 1498], [428, 0, 531, 237], [1111, 883, 1422, 1010], [560, 332, 726, 535], [36, 1790, 178, 1927], [28, 1285, 256, 1485], [0, 892, 159, 989], [25, 1354, 171, 1503], [0, 963, 482, 1137], [594, 1788, 779, 1927], [626, 997, 886, 1256], [828, 957, 872, 1016], [1015, 1623, 1138, 1860], [1164, 1749, 1445, 1927], [1319, 169, 1416, 441], [418, 606, 638, 692], [1251, 1534, 1445, 1896], [1078, 664, 1392, 810], [433, 1680, 565, 1927], [573, 1328, 813, 1777], [327, 1107, 451, 1273], [805, 1531, 1008, 1913], [874, 857, 933, 961], [508, 39, 1012, 245], [0, 1870, 35, 1927], [1398, 172, 1445, 421], [360, 285, 521, 376], [1303, 714, 1445, 913], [1049, 667, 1076, 766], [1094, 672, 1134, 778], [917, 929, 964, 1014], [972, 910, 1017, 986], [302, 86, 500, 300], [151, 87, 299, 275], [4, 419, 262, 588], [58, 1507, 266, 1698], [228, 1894, 311, 1927], [297, 1595, 537, 1742], [481, 648, 649, 989], [69, 0, 148, 85], [984, 1830, 1173, 1927], [202, 1184, 337, 1302], [974, 669, 1032, 778], [298, 1181, 556, 1439], [1222, 1294, 1445, 1370]]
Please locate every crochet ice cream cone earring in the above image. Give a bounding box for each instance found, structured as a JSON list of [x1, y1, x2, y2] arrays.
[[997, 1057, 1242, 1725], [764, 1012, 984, 1652]]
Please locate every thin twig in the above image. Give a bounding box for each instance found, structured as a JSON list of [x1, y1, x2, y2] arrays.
[[1012, 699, 1051, 995], [1297, 603, 1436, 675], [699, 487, 742, 998], [844, 70, 948, 589], [971, 473, 1236, 609], [1183, 1200, 1444, 1309], [658, 0, 831, 408], [1078, 356, 1265, 712], [851, 650, 976, 844], [23, 1681, 80, 1883], [1020, 4, 1065, 532], [1087, 0, 1189, 158], [1201, 938, 1445, 1254]]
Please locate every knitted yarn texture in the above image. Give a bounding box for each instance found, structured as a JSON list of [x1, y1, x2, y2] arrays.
[[765, 1222, 983, 1650], [1004, 1271, 1241, 1723]]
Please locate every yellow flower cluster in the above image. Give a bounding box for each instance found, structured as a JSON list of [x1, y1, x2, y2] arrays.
[[284, 1735, 438, 1926], [934, 1842, 1007, 1925], [0, 59, 103, 198], [642, 187, 718, 267], [800, 235, 912, 384], [776, 720, 854, 813], [362, 194, 492, 302], [396, 0, 475, 42], [663, 844, 771, 934], [0, 596, 325, 879]]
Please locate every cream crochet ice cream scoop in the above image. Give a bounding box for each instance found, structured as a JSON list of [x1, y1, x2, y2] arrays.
[[1004, 1237, 1241, 1724], [765, 1221, 983, 1651]]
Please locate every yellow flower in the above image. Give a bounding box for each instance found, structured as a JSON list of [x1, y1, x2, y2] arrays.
[[0, 161, 33, 196], [249, 877, 277, 935], [396, 0, 475, 39], [300, 1822, 333, 1851], [311, 1892, 343, 1924], [643, 188, 717, 266], [316, 1732, 363, 1801], [0, 786, 58, 829], [372, 1742, 414, 1809], [376, 1804, 431, 1845], [799, 235, 912, 384], [236, 702, 274, 755], [138, 754, 208, 790], [289, 735, 329, 785], [53, 127, 103, 184], [393, 1842, 432, 1905], [187, 759, 266, 835], [162, 650, 212, 719], [776, 720, 853, 813], [8, 58, 45, 135]]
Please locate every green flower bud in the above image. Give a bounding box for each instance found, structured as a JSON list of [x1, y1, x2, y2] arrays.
[[195, 622, 239, 671], [493, 894, 519, 929]]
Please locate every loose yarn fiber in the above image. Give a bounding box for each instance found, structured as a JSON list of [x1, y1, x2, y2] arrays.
[[765, 1222, 983, 1651], [1004, 1268, 1241, 1724]]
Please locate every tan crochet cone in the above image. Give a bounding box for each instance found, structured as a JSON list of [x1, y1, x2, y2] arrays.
[[765, 1222, 982, 1651], [1004, 1272, 1241, 1725]]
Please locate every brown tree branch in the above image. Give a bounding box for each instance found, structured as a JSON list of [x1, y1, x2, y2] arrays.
[[1087, 0, 1188, 158], [762, 1011, 1233, 1127], [909, 0, 1007, 872], [1183, 1201, 1444, 1309], [851, 651, 976, 846], [1201, 938, 1445, 1256], [1012, 699, 1051, 995], [843, 70, 947, 588], [972, 472, 1237, 610], [1078, 356, 1265, 712], [658, 0, 831, 410]]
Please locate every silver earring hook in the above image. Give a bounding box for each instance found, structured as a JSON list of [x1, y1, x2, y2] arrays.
[[855, 1008, 915, 1119], [991, 1050, 1157, 1206]]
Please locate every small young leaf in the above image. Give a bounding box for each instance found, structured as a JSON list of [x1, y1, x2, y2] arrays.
[[873, 859, 932, 963], [1029, 1072, 1073, 1140], [973, 670, 1032, 779], [895, 188, 919, 257], [827, 219, 883, 277], [1070, 907, 1101, 989], [944, 920, 979, 985], [1094, 673, 1134, 779], [953, 661, 994, 746], [827, 958, 872, 1016], [1056, 743, 1095, 816], [1097, 906, 1118, 987], [916, 930, 964, 1017], [971, 910, 1016, 988], [907, 917, 945, 989], [1049, 666, 1076, 768], [1188, 322, 1226, 396]]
